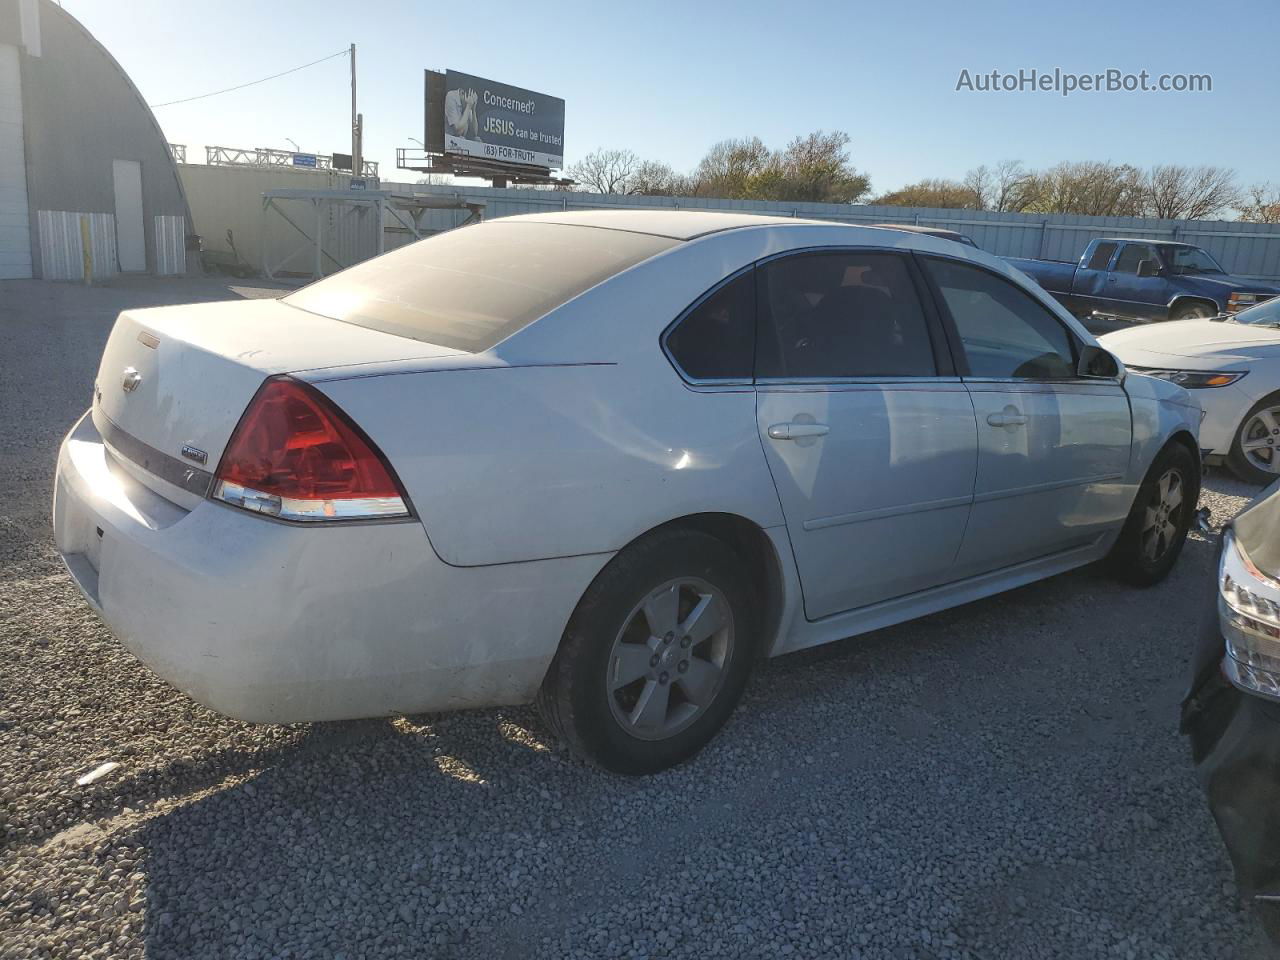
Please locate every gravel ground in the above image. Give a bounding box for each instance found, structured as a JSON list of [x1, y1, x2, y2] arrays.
[[1, 277, 1276, 959]]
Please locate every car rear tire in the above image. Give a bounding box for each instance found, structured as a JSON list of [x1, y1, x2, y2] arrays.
[[1227, 392, 1280, 485], [1169, 301, 1217, 322], [536, 527, 758, 774], [1106, 442, 1198, 586]]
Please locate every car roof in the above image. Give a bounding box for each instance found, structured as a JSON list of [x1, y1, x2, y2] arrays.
[[507, 209, 832, 241], [1095, 237, 1191, 246], [871, 224, 961, 237]]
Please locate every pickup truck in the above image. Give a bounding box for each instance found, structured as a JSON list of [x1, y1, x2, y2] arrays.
[[1006, 238, 1280, 327]]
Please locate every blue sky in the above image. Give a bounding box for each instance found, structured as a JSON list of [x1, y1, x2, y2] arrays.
[[64, 0, 1280, 195]]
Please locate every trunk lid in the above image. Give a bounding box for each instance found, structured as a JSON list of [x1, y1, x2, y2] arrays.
[[93, 298, 462, 500]]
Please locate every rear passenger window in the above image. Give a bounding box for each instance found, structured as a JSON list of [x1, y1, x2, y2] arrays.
[[664, 270, 755, 381], [756, 252, 936, 379], [1086, 242, 1118, 271]]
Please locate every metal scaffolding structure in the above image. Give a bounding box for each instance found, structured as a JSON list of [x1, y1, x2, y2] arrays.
[[207, 145, 378, 177], [395, 147, 573, 188], [260, 188, 482, 281]]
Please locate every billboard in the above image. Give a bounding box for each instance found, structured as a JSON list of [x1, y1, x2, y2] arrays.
[[425, 69, 564, 170]]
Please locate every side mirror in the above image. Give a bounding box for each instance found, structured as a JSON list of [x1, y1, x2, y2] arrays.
[[1078, 344, 1123, 379], [1137, 259, 1160, 278]]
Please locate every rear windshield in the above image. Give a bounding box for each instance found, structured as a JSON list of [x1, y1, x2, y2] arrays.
[[284, 221, 678, 353]]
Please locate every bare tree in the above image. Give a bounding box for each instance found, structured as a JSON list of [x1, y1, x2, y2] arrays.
[[990, 159, 1035, 212], [567, 148, 639, 194], [1142, 164, 1239, 220], [1020, 161, 1145, 216], [628, 160, 690, 196], [691, 137, 774, 198], [1238, 182, 1280, 223], [963, 165, 991, 210]]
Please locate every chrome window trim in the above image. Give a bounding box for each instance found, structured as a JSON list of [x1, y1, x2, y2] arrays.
[[961, 376, 1125, 389], [752, 242, 922, 268], [755, 375, 965, 387], [679, 380, 755, 392], [662, 243, 948, 387]]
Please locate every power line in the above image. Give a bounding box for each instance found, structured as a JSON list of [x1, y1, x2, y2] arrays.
[[149, 48, 349, 108]]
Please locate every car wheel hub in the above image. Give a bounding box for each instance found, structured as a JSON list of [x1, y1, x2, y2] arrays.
[[1241, 406, 1280, 475], [606, 577, 734, 742], [1141, 468, 1184, 563]]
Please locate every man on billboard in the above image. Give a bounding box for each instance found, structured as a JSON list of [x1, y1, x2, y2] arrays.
[[444, 86, 479, 140]]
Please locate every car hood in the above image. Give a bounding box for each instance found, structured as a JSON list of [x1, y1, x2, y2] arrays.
[[1102, 319, 1280, 364], [1234, 478, 1280, 578], [1175, 275, 1280, 295]]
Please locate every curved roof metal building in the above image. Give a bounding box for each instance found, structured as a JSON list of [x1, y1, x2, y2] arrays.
[[0, 0, 192, 279]]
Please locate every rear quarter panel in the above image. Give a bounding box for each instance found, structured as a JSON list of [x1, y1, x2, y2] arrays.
[[317, 365, 782, 567], [1003, 256, 1077, 294]]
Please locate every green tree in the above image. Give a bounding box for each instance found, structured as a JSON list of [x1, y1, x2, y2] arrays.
[[688, 132, 870, 203], [772, 131, 871, 204], [874, 178, 980, 209]]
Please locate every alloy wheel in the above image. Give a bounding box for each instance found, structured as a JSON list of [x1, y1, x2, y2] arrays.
[[1141, 468, 1185, 563], [606, 578, 734, 741], [1239, 405, 1280, 476]]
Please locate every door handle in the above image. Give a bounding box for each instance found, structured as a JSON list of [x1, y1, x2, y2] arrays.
[[986, 411, 1029, 428], [768, 422, 830, 440]]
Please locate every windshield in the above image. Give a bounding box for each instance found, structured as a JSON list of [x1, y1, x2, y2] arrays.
[[1230, 296, 1280, 326], [285, 221, 678, 352], [1160, 245, 1225, 275]]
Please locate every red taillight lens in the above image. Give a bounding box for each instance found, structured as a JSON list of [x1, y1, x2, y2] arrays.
[[212, 376, 409, 522]]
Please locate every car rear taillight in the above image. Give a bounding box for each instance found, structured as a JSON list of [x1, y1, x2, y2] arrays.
[[212, 376, 410, 522]]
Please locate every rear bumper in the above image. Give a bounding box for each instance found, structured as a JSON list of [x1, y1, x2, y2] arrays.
[[52, 412, 609, 722]]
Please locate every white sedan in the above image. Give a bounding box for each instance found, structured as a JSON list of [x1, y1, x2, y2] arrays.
[[1102, 299, 1280, 484], [54, 212, 1202, 773]]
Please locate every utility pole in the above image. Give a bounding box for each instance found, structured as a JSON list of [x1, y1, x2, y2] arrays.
[[350, 43, 360, 177]]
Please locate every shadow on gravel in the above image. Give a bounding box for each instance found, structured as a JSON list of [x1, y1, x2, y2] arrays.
[[131, 707, 613, 958], [11, 723, 364, 856]]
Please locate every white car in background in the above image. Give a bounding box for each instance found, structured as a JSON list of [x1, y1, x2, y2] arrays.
[[54, 211, 1202, 774], [1102, 298, 1280, 484]]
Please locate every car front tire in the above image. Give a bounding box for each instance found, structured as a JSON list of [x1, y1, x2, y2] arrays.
[[536, 527, 758, 774], [1169, 301, 1217, 322], [1227, 392, 1280, 486], [1106, 442, 1198, 586]]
